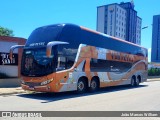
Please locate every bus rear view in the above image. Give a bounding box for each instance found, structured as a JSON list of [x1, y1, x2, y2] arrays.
[[10, 23, 148, 93]]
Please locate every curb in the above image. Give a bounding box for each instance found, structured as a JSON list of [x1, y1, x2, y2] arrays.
[[0, 91, 26, 96], [147, 79, 160, 82], [0, 87, 26, 96]]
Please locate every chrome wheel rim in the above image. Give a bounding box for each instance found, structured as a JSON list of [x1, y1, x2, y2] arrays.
[[78, 81, 84, 91], [91, 81, 96, 89]]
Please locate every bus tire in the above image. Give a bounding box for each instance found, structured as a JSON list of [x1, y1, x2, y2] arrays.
[[130, 76, 136, 87], [77, 78, 87, 94], [135, 76, 141, 86], [89, 77, 99, 92]]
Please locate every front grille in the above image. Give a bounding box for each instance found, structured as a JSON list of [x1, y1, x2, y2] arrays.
[[24, 82, 41, 87]]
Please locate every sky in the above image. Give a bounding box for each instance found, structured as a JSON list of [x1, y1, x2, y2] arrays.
[[0, 0, 160, 61]]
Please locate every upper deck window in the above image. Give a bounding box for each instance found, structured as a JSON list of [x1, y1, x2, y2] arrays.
[[26, 25, 63, 47]]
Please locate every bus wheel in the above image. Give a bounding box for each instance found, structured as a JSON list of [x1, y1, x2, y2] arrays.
[[77, 78, 87, 93], [131, 76, 136, 87], [89, 78, 99, 92], [135, 76, 141, 86]]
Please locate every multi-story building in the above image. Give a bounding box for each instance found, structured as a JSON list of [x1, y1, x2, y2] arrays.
[[136, 17, 142, 45], [97, 1, 142, 45], [151, 15, 160, 62]]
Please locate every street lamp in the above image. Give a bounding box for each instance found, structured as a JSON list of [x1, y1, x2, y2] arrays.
[[142, 26, 148, 30]]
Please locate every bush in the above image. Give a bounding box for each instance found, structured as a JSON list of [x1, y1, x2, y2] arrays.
[[148, 68, 160, 76]]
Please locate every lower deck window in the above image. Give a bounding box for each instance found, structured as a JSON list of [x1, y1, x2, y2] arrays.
[[90, 58, 132, 72]]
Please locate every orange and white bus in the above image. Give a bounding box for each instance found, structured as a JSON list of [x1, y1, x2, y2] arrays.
[[10, 23, 148, 93]]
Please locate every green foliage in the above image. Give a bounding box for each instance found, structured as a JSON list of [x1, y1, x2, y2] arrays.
[[148, 68, 160, 76], [0, 26, 14, 36]]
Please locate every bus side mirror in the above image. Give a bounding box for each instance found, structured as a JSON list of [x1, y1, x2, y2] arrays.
[[9, 45, 24, 60], [46, 41, 69, 57], [46, 42, 53, 57]]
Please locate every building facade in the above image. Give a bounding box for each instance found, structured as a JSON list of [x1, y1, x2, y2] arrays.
[[0, 36, 26, 77], [97, 1, 142, 45], [151, 15, 160, 62]]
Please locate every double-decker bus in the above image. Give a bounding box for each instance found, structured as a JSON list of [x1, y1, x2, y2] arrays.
[[10, 23, 148, 93]]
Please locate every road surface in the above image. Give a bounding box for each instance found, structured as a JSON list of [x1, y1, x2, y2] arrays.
[[0, 81, 160, 120]]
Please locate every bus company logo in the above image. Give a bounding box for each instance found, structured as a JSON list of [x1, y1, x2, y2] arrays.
[[29, 42, 45, 47], [111, 51, 134, 63], [2, 112, 11, 117]]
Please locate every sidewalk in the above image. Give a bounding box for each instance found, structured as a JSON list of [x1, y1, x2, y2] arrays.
[[0, 87, 26, 96], [0, 77, 160, 96]]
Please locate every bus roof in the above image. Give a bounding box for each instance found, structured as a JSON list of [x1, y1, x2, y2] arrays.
[[80, 26, 146, 50], [26, 23, 147, 55]]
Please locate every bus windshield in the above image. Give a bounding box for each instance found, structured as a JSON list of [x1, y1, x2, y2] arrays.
[[26, 25, 63, 47], [21, 48, 56, 77]]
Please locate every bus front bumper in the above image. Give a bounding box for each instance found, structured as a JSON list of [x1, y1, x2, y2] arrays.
[[21, 84, 51, 92]]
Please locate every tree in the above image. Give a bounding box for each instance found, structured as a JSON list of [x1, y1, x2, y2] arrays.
[[0, 26, 14, 36]]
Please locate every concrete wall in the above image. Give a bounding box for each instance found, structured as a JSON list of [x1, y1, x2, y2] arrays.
[[0, 41, 18, 77], [0, 78, 21, 88]]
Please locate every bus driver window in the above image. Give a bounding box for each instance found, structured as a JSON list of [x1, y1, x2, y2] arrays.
[[56, 56, 66, 71]]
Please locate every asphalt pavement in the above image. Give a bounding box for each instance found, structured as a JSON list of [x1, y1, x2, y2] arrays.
[[0, 76, 160, 96]]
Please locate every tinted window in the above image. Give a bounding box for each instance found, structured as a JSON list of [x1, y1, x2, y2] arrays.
[[90, 58, 132, 72], [26, 25, 63, 47], [80, 29, 147, 57], [21, 47, 56, 77], [56, 44, 77, 71]]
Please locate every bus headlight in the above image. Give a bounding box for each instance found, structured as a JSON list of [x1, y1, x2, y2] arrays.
[[40, 78, 53, 86]]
